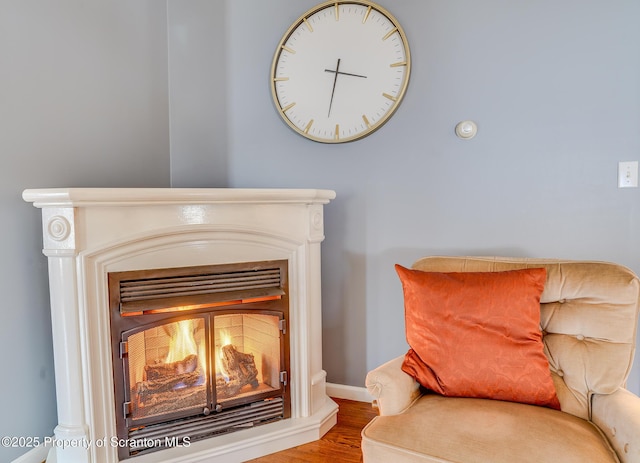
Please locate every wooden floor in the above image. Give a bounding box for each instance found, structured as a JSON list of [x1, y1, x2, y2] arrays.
[[245, 398, 378, 463]]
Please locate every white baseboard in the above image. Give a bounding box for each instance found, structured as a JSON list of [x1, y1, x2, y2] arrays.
[[11, 444, 50, 463], [326, 382, 373, 403]]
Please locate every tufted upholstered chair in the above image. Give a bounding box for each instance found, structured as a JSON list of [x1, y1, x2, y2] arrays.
[[362, 256, 640, 463]]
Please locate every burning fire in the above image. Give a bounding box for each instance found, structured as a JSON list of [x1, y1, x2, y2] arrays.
[[166, 320, 198, 363], [165, 319, 206, 380], [216, 329, 233, 381], [219, 329, 232, 348]]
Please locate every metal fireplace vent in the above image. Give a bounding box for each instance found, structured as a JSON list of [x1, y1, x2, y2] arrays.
[[116, 264, 286, 315], [128, 397, 285, 456]]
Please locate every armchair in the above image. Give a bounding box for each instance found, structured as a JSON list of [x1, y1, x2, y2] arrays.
[[362, 256, 640, 463]]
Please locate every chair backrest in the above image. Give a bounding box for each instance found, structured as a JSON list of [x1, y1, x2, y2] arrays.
[[411, 256, 640, 420]]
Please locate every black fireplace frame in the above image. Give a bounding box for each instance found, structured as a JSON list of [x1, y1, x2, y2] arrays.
[[108, 260, 291, 459]]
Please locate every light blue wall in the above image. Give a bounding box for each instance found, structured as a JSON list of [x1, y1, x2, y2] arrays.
[[4, 1, 640, 460], [188, 0, 640, 391], [168, 0, 229, 187], [0, 2, 170, 461]]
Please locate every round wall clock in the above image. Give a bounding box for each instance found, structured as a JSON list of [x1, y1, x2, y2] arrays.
[[270, 1, 411, 143]]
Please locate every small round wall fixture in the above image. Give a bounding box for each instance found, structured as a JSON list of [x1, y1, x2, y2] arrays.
[[271, 1, 411, 143], [455, 120, 478, 139]]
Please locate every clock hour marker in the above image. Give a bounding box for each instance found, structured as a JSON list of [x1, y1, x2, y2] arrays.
[[334, 3, 339, 20], [362, 6, 372, 23], [303, 18, 313, 32], [334, 124, 340, 140], [304, 119, 314, 134], [282, 45, 296, 54], [362, 115, 371, 128], [273, 77, 289, 82], [390, 61, 407, 67], [382, 93, 397, 102], [282, 102, 296, 112], [382, 27, 398, 41]]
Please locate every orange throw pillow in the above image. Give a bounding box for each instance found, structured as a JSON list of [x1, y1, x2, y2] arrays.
[[396, 265, 560, 410]]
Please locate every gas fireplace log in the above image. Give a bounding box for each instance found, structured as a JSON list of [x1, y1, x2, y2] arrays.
[[134, 384, 207, 417], [138, 364, 204, 398], [216, 376, 243, 398], [220, 344, 260, 390], [143, 354, 199, 381]]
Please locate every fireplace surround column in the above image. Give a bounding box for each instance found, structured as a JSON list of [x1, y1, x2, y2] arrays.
[[42, 208, 90, 462]]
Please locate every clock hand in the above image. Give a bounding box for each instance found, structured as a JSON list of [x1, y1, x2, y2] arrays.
[[324, 69, 367, 79], [327, 58, 341, 118]]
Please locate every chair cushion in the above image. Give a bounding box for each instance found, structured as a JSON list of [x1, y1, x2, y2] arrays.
[[361, 395, 619, 463], [396, 265, 560, 409]]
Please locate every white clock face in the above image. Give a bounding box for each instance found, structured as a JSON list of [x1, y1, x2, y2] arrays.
[[271, 1, 410, 143]]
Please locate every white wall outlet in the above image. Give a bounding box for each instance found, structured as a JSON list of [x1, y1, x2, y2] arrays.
[[618, 161, 639, 188]]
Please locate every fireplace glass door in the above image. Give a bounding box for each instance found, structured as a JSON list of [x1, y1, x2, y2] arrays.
[[124, 317, 209, 423], [214, 313, 283, 404], [122, 311, 285, 428]]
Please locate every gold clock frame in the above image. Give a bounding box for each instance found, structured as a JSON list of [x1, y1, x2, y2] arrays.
[[270, 0, 411, 144]]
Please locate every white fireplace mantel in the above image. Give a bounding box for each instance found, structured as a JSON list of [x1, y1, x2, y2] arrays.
[[23, 188, 337, 463]]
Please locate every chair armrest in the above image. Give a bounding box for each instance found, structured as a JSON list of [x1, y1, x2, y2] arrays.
[[592, 388, 640, 463], [365, 355, 422, 416]]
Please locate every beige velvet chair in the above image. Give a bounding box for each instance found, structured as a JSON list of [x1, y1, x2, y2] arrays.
[[362, 256, 640, 463]]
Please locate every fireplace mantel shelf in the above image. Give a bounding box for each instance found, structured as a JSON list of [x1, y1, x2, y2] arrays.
[[23, 187, 336, 207]]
